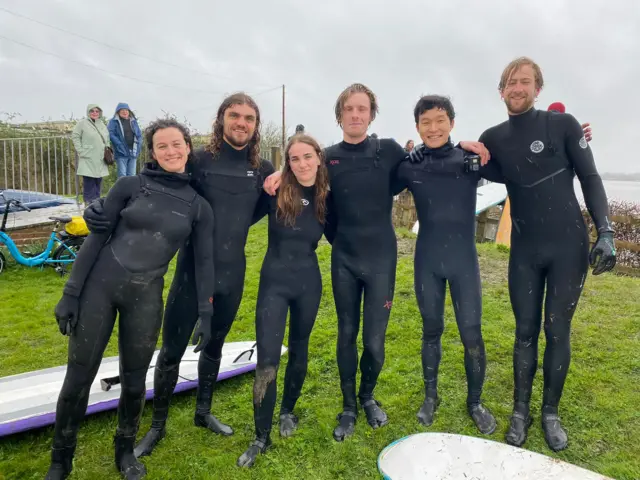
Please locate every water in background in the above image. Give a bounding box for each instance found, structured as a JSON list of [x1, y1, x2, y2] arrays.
[[574, 180, 639, 204]]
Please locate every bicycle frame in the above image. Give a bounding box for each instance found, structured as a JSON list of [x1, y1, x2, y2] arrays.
[[0, 230, 76, 267], [0, 194, 79, 268]]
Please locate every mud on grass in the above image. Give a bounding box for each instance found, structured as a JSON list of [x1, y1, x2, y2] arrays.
[[1, 221, 639, 479]]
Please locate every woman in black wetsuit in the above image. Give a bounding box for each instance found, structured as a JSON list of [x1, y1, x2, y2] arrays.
[[237, 134, 334, 468], [45, 119, 215, 480]]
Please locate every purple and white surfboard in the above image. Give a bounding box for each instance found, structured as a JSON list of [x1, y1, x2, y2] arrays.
[[0, 341, 283, 437]]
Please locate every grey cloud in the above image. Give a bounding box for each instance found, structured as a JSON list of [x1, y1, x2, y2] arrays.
[[0, 0, 638, 172]]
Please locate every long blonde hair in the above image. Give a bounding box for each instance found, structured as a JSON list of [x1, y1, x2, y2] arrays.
[[276, 134, 329, 227]]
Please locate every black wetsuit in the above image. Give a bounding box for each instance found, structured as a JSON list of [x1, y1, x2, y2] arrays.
[[47, 166, 214, 479], [237, 186, 332, 466], [142, 142, 274, 443], [324, 135, 405, 420], [395, 142, 487, 406], [478, 108, 612, 446]]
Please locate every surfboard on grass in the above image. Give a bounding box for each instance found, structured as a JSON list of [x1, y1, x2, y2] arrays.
[[377, 432, 612, 480], [0, 341, 285, 438], [411, 182, 508, 234]]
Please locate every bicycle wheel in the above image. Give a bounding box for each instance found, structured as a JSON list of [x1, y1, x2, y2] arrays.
[[0, 250, 5, 274], [52, 237, 85, 275]]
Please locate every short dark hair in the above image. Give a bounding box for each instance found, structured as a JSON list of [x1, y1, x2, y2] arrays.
[[413, 95, 455, 123]]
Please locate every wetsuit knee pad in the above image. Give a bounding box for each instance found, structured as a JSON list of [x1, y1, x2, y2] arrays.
[[120, 368, 149, 398], [61, 361, 99, 398], [156, 347, 182, 370], [515, 321, 539, 342], [459, 325, 483, 349], [423, 321, 445, 341]]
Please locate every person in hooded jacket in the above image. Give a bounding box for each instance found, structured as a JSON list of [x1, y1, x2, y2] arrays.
[[108, 103, 143, 177], [71, 104, 110, 204]]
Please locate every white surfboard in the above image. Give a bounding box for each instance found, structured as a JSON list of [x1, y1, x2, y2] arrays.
[[378, 433, 612, 480], [0, 341, 286, 437], [411, 182, 508, 234]]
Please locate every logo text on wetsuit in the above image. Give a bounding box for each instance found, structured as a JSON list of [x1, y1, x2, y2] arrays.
[[579, 136, 588, 149], [329, 160, 340, 165], [246, 171, 255, 177]]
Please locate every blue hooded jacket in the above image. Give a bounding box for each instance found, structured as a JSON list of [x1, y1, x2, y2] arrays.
[[107, 102, 143, 159]]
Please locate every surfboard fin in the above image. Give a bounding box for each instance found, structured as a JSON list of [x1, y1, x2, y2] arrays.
[[233, 343, 257, 364], [100, 375, 121, 391]]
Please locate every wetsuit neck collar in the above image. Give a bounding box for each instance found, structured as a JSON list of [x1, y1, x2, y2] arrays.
[[221, 139, 251, 162], [508, 106, 538, 127], [339, 136, 370, 151], [301, 184, 315, 198], [420, 137, 455, 158], [141, 162, 191, 186]]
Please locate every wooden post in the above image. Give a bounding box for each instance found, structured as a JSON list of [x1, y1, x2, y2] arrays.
[[272, 147, 282, 171]]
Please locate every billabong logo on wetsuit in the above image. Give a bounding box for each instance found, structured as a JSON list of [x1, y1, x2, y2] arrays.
[[579, 136, 588, 149], [530, 140, 545, 153], [246, 171, 255, 177], [301, 199, 309, 206]]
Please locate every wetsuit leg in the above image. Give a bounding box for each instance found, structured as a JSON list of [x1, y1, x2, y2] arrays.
[[509, 247, 545, 412], [448, 259, 496, 434], [114, 275, 164, 478], [358, 261, 396, 405], [194, 259, 246, 434], [414, 262, 446, 426], [134, 247, 200, 457], [332, 255, 363, 413], [237, 279, 287, 468], [448, 260, 485, 407], [279, 269, 322, 436], [47, 253, 117, 479], [505, 245, 544, 446]]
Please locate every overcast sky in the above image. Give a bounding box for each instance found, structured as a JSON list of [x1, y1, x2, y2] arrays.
[[0, 0, 638, 173]]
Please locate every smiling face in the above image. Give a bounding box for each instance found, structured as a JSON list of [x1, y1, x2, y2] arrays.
[[340, 92, 372, 142], [287, 140, 321, 186], [222, 103, 257, 149], [151, 127, 190, 173], [88, 108, 101, 120], [501, 63, 541, 115], [416, 107, 454, 149]]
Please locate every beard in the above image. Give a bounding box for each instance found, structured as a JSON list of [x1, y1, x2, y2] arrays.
[[504, 95, 534, 114], [223, 131, 251, 148]]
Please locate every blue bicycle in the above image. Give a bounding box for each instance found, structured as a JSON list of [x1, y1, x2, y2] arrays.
[[0, 191, 86, 275]]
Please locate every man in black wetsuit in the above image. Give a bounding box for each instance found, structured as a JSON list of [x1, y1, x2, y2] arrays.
[[84, 93, 275, 456], [477, 57, 616, 451], [395, 95, 498, 435], [263, 83, 490, 441]]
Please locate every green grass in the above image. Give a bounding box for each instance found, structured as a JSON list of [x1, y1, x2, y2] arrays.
[[1, 221, 639, 479]]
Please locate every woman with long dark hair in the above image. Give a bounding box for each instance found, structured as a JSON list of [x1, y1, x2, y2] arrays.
[[45, 119, 214, 480], [237, 134, 334, 468]]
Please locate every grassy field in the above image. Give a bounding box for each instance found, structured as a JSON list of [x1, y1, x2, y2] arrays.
[[0, 221, 639, 479]]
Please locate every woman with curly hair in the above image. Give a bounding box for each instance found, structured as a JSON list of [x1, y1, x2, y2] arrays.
[[46, 119, 215, 480]]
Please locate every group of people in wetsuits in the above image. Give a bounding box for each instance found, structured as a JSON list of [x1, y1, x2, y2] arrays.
[[44, 56, 616, 479]]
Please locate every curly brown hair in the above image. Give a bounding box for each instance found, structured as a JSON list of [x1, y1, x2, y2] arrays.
[[498, 56, 544, 92], [276, 134, 330, 227], [144, 118, 196, 164], [334, 83, 379, 127], [205, 92, 262, 169]]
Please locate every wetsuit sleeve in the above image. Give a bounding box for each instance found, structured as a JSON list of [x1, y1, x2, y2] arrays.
[[63, 177, 136, 297], [323, 191, 337, 245], [191, 197, 215, 317], [251, 159, 277, 224], [562, 114, 612, 232], [477, 131, 506, 183], [389, 140, 410, 195], [391, 159, 411, 195]]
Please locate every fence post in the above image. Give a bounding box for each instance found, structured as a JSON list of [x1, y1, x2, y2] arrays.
[[271, 146, 282, 171]]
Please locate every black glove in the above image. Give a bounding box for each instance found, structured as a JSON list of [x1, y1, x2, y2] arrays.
[[408, 143, 426, 163], [589, 231, 616, 275], [54, 294, 80, 336], [191, 316, 212, 353], [83, 198, 110, 234]]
